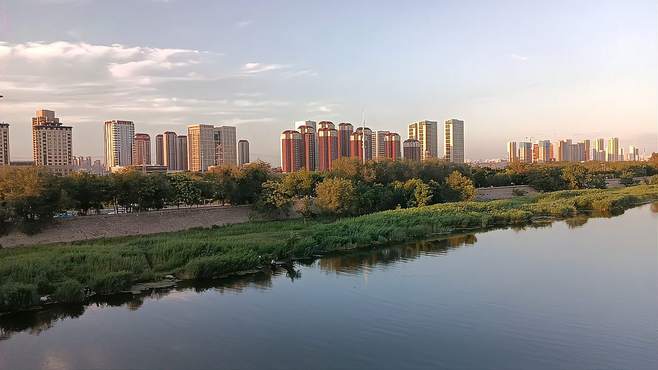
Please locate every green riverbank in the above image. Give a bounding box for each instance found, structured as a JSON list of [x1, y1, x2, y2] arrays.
[[2, 184, 657, 313]]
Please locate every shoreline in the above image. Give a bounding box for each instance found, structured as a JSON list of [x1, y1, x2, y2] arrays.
[[1, 185, 657, 314]]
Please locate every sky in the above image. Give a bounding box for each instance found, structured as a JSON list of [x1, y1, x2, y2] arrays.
[[0, 0, 656, 164]]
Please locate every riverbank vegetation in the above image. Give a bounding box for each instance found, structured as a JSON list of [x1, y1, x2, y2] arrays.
[[2, 159, 656, 235], [1, 184, 657, 313]]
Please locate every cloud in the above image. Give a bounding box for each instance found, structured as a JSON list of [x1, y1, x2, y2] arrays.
[[236, 20, 253, 28], [241, 62, 288, 74], [306, 102, 337, 113], [509, 53, 529, 62]]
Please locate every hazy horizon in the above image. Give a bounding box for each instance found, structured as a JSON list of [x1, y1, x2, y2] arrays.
[[1, 0, 656, 164]]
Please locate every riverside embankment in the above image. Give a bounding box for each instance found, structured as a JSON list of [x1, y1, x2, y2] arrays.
[[1, 185, 657, 313]]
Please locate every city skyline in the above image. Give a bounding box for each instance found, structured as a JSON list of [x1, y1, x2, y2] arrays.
[[0, 0, 655, 163]]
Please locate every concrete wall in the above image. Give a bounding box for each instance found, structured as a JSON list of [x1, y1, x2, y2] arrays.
[[0, 206, 253, 248]]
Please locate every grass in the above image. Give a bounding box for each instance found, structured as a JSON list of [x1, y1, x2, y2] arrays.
[[1, 184, 657, 313]]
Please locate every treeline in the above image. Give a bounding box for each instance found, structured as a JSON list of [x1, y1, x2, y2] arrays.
[[1, 159, 657, 235]]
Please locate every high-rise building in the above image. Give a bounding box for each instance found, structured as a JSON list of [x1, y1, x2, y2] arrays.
[[176, 135, 188, 171], [532, 143, 539, 163], [318, 121, 335, 130], [213, 126, 237, 166], [162, 131, 178, 170], [298, 125, 317, 171], [32, 110, 73, 175], [296, 120, 318, 169], [537, 140, 551, 163], [187, 124, 215, 172], [132, 133, 151, 165], [281, 130, 303, 173], [104, 120, 134, 169], [350, 127, 373, 162], [583, 140, 591, 161], [238, 139, 250, 166], [574, 142, 586, 162], [384, 132, 401, 160], [444, 119, 464, 163], [519, 142, 532, 163], [318, 127, 338, 171], [155, 134, 164, 166], [337, 123, 353, 158], [373, 130, 389, 160], [592, 138, 605, 161], [607, 137, 620, 162], [507, 141, 518, 163], [557, 139, 572, 162], [403, 139, 421, 161], [0, 123, 9, 166], [408, 120, 437, 160], [627, 145, 640, 161]]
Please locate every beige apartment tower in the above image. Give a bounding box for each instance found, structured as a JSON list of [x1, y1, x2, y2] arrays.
[[444, 119, 464, 163], [187, 124, 216, 172], [32, 110, 73, 175], [0, 123, 9, 165], [408, 120, 437, 161], [104, 120, 134, 169]]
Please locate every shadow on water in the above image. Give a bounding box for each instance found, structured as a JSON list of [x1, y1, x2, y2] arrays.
[[3, 203, 655, 341]]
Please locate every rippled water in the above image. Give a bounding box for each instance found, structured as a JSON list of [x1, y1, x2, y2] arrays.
[[1, 204, 657, 370]]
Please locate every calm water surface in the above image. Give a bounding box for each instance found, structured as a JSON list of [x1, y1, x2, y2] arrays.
[[1, 204, 657, 370]]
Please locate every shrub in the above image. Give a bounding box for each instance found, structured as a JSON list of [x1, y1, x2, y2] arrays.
[[52, 279, 85, 303], [512, 188, 527, 196], [0, 282, 39, 312], [90, 271, 134, 295]]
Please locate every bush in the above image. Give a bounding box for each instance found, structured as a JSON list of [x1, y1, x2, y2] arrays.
[[512, 188, 527, 196], [0, 282, 39, 312], [90, 271, 134, 295], [52, 279, 85, 303]]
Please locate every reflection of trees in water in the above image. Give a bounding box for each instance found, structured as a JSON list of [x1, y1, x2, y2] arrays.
[[0, 305, 84, 341], [318, 234, 477, 273], [565, 215, 589, 229], [0, 271, 277, 340]]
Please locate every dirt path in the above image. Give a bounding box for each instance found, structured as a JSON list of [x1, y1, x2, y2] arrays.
[[0, 206, 253, 248]]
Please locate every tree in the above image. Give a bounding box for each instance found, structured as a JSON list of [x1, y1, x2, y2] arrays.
[[526, 167, 567, 192], [619, 171, 637, 187], [562, 164, 589, 190], [63, 172, 106, 215], [0, 167, 64, 234], [394, 178, 433, 208], [255, 180, 293, 218], [330, 158, 363, 180], [230, 161, 273, 205], [443, 171, 476, 202], [315, 178, 355, 215], [169, 173, 203, 207], [280, 171, 315, 197]]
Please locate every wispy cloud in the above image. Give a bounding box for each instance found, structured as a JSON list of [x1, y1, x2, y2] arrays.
[[241, 62, 288, 74], [509, 53, 529, 62], [236, 20, 253, 28]]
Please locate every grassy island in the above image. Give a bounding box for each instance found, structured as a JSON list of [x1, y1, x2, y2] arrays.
[[1, 184, 657, 313]]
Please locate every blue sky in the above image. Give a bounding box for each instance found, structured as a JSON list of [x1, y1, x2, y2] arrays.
[[0, 0, 656, 163]]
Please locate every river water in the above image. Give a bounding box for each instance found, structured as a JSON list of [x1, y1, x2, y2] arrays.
[[1, 204, 657, 370]]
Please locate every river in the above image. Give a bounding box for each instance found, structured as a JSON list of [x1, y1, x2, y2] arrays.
[[1, 204, 656, 370]]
